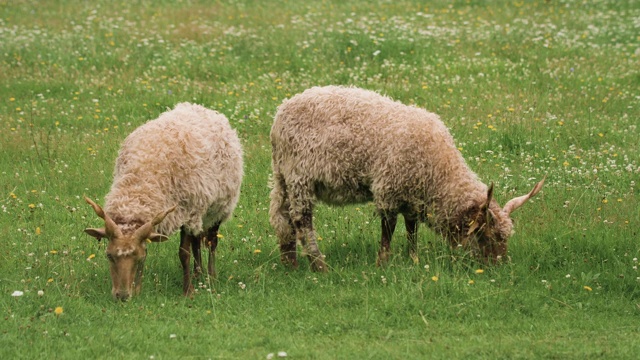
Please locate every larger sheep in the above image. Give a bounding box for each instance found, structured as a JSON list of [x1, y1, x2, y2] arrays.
[[85, 103, 243, 300], [269, 85, 544, 271]]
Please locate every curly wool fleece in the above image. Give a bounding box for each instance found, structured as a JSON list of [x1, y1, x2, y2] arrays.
[[104, 102, 243, 237]]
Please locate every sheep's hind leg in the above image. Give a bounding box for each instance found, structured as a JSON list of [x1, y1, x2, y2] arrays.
[[280, 239, 298, 269], [404, 214, 419, 264], [376, 212, 397, 266], [205, 222, 221, 279], [269, 173, 299, 268], [294, 207, 327, 272], [179, 227, 195, 296]]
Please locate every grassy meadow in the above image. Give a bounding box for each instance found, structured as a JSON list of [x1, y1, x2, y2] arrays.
[[1, 0, 639, 358]]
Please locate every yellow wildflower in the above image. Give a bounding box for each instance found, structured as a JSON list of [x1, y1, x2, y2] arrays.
[[54, 307, 63, 315], [475, 269, 484, 274], [583, 286, 592, 291]]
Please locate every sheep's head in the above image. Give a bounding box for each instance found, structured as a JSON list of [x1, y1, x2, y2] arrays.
[[464, 177, 545, 263], [83, 197, 176, 301]]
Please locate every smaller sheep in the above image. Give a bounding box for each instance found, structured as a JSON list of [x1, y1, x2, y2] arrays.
[[269, 86, 544, 271], [85, 103, 243, 300]]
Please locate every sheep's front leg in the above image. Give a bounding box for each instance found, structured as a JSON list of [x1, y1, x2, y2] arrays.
[[205, 223, 221, 279], [179, 227, 195, 296], [377, 212, 397, 266], [404, 214, 419, 264], [293, 207, 327, 272], [191, 234, 203, 277]]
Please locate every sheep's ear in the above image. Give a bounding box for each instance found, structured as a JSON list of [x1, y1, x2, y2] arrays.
[[146, 233, 170, 243], [467, 220, 481, 235], [85, 228, 107, 241], [466, 207, 496, 236]]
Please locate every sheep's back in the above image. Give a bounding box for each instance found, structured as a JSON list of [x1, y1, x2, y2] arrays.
[[105, 103, 243, 235], [271, 86, 484, 210]]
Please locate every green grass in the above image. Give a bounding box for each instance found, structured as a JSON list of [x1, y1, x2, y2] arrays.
[[1, 0, 639, 358]]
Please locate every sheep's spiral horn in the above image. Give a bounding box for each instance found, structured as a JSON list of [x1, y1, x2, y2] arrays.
[[84, 196, 123, 238], [133, 205, 177, 241], [502, 176, 546, 215]]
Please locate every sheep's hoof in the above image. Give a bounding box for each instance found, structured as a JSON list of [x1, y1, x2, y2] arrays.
[[281, 255, 299, 269], [376, 251, 391, 267], [207, 269, 217, 279], [183, 283, 194, 297], [280, 252, 299, 269], [280, 242, 299, 269], [309, 256, 328, 273]]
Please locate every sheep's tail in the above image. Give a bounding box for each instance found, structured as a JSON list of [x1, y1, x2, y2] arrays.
[[269, 168, 296, 247]]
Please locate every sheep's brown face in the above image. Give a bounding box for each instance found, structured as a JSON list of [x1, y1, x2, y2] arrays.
[[105, 236, 148, 301], [83, 197, 175, 301], [471, 209, 513, 263], [464, 178, 545, 263], [85, 230, 167, 301]]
